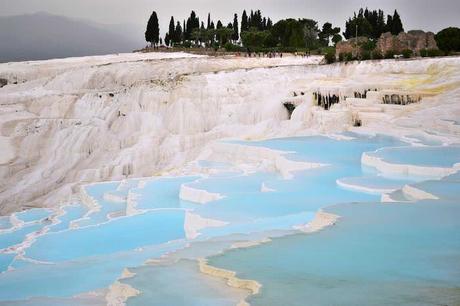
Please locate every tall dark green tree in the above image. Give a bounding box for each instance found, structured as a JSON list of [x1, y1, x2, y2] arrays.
[[344, 8, 404, 39], [145, 11, 160, 46], [232, 13, 239, 41], [241, 10, 249, 32], [185, 11, 197, 40], [165, 33, 170, 46], [175, 21, 183, 44], [249, 10, 254, 28], [343, 14, 372, 39], [375, 10, 386, 38], [390, 10, 404, 35], [207, 13, 211, 29], [168, 16, 175, 45], [253, 10, 263, 30], [266, 18, 273, 29], [183, 20, 186, 41], [385, 15, 393, 33]]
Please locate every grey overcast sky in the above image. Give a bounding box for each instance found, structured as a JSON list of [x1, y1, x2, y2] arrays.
[[1, 0, 459, 37]]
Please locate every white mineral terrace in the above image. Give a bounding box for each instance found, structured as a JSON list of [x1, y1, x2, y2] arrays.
[[0, 52, 459, 215]]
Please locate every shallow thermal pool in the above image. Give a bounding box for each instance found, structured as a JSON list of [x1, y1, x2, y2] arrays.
[[0, 133, 458, 305]]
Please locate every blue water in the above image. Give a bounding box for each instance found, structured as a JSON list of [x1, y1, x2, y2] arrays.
[[0, 223, 44, 250], [204, 139, 460, 306], [368, 145, 460, 167], [0, 218, 11, 231], [0, 241, 187, 301], [25, 209, 186, 262], [231, 134, 404, 164], [0, 254, 15, 273], [338, 175, 414, 193], [125, 260, 247, 306], [47, 205, 87, 233], [191, 135, 404, 226], [14, 209, 52, 223], [209, 199, 460, 306], [133, 176, 199, 211], [74, 182, 126, 228], [0, 133, 459, 305]]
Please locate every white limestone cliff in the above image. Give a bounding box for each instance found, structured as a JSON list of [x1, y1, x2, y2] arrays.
[[1, 52, 459, 214]]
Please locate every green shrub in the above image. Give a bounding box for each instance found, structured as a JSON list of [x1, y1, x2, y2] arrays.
[[420, 48, 444, 57], [336, 52, 356, 62], [360, 40, 376, 52], [224, 42, 242, 52], [372, 50, 383, 59], [324, 48, 336, 64], [344, 52, 354, 61], [427, 49, 444, 57], [401, 49, 413, 58], [361, 50, 371, 60]]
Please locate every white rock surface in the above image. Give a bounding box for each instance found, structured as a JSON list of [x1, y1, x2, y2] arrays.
[[1, 52, 460, 214], [179, 184, 224, 204], [183, 211, 228, 239]]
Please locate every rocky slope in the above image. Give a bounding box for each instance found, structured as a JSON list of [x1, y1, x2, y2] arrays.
[[0, 52, 459, 214]]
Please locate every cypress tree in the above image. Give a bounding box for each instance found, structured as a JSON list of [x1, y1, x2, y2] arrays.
[[168, 16, 175, 45], [255, 10, 263, 30], [145, 11, 160, 46], [207, 13, 211, 29], [232, 13, 239, 41], [386, 15, 393, 33], [343, 17, 352, 39], [391, 10, 404, 35], [175, 21, 183, 44], [185, 11, 200, 41], [241, 10, 248, 32], [183, 20, 186, 41], [376, 10, 386, 38], [267, 18, 273, 29], [165, 33, 170, 46], [186, 17, 191, 40], [343, 8, 402, 39]]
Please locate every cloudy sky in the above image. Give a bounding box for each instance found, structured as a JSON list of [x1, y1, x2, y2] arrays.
[[1, 0, 459, 37]]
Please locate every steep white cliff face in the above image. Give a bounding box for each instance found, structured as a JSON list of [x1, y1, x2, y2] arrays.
[[0, 53, 323, 213], [0, 52, 459, 214]]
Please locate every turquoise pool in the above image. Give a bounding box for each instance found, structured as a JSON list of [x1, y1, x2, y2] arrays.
[[0, 133, 458, 305]]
